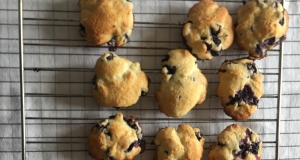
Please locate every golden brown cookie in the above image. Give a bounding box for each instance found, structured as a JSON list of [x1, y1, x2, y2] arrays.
[[153, 124, 205, 160], [217, 58, 264, 120], [88, 113, 146, 160], [208, 124, 262, 160], [235, 0, 289, 59], [92, 52, 149, 108], [182, 0, 234, 60], [156, 49, 208, 118], [79, 0, 134, 50]]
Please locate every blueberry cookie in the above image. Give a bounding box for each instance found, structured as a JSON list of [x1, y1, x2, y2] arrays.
[[153, 124, 205, 160], [208, 124, 262, 160], [156, 49, 208, 118], [217, 58, 264, 120], [79, 0, 133, 50], [235, 0, 289, 59], [93, 52, 149, 107], [88, 113, 146, 160], [182, 0, 234, 60]]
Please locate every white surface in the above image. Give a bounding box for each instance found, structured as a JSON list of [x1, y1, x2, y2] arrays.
[[0, 0, 300, 159]]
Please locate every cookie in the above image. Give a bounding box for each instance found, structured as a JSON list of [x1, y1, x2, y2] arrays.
[[235, 0, 289, 59], [92, 52, 149, 107], [153, 124, 205, 160], [217, 58, 264, 120], [208, 124, 262, 160], [79, 0, 134, 50], [88, 113, 146, 160], [182, 0, 234, 60], [155, 49, 208, 118]]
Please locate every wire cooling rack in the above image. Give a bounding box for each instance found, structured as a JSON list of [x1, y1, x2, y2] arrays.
[[1, 0, 300, 159]]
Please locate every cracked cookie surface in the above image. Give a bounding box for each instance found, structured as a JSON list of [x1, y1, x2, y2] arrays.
[[235, 0, 289, 59], [88, 113, 146, 160], [208, 124, 262, 160], [153, 124, 205, 160], [79, 0, 133, 48], [156, 49, 208, 118], [182, 0, 234, 60], [217, 58, 264, 120], [93, 52, 149, 107]]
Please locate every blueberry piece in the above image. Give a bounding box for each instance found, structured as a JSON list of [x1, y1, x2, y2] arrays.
[[218, 142, 226, 147], [163, 65, 176, 75], [252, 142, 260, 154], [211, 50, 221, 57], [226, 85, 259, 106], [267, 37, 276, 46], [107, 39, 117, 51], [161, 54, 170, 62], [204, 42, 212, 51], [106, 53, 114, 61], [279, 14, 285, 26], [255, 44, 264, 57], [212, 36, 221, 46], [125, 141, 137, 153], [201, 36, 207, 40], [124, 34, 130, 43], [246, 63, 257, 73], [105, 132, 112, 137], [218, 69, 226, 73], [139, 139, 146, 153], [79, 23, 86, 37], [164, 151, 168, 155], [92, 75, 97, 90], [109, 115, 116, 119], [242, 0, 246, 5], [195, 132, 203, 141], [141, 91, 147, 96], [210, 26, 221, 37]]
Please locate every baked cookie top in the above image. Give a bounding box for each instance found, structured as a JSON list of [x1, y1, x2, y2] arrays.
[[88, 113, 146, 160], [155, 49, 208, 118], [208, 124, 262, 160], [235, 0, 289, 59], [182, 0, 234, 60], [79, 0, 134, 49], [217, 58, 264, 120], [153, 124, 205, 160], [92, 52, 149, 107]]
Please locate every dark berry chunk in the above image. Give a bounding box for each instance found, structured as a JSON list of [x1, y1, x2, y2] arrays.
[[163, 65, 176, 75], [164, 151, 169, 155], [109, 115, 116, 119], [141, 91, 147, 96], [279, 17, 284, 26], [218, 142, 226, 147], [212, 36, 221, 46], [242, 0, 246, 5], [92, 75, 97, 90], [79, 23, 86, 37], [210, 25, 221, 37], [125, 141, 138, 153], [139, 139, 146, 153], [255, 44, 264, 57], [195, 131, 203, 141], [201, 36, 207, 40], [218, 69, 226, 73], [95, 123, 109, 131], [226, 85, 259, 106], [246, 63, 257, 73], [161, 54, 170, 62], [204, 42, 212, 51], [124, 117, 139, 131], [267, 37, 276, 46], [211, 50, 221, 57], [124, 34, 130, 43], [107, 39, 117, 51], [106, 53, 114, 61]]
